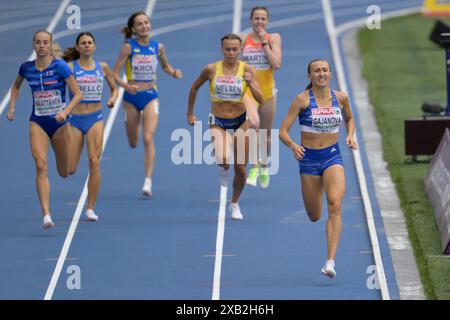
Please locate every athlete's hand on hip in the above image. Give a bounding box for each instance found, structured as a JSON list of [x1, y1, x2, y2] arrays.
[[187, 114, 197, 126], [125, 84, 138, 94], [346, 136, 358, 150], [55, 110, 68, 122], [6, 110, 15, 121], [290, 143, 305, 160]]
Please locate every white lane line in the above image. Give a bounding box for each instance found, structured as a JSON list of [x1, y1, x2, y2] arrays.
[[212, 185, 228, 300], [145, 0, 157, 16], [0, 0, 72, 116], [44, 0, 157, 301], [44, 78, 125, 301], [232, 0, 243, 34], [211, 0, 242, 301], [204, 254, 235, 258], [46, 0, 71, 33], [321, 0, 390, 300]]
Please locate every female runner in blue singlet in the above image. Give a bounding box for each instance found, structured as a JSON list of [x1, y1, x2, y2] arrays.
[[7, 30, 83, 229], [279, 59, 358, 279], [112, 12, 182, 198], [64, 32, 119, 222]]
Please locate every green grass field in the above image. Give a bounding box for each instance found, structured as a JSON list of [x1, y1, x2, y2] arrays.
[[358, 14, 450, 300]]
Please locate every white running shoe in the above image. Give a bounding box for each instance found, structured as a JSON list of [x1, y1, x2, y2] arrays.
[[219, 166, 229, 187], [230, 203, 243, 220], [42, 214, 54, 230], [142, 177, 152, 197], [85, 209, 98, 222], [321, 260, 336, 279]]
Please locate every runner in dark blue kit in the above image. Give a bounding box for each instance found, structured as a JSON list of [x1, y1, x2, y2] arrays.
[[279, 59, 358, 278], [7, 30, 82, 229], [63, 32, 119, 222]]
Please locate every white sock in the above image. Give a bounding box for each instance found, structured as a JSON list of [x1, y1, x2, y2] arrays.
[[145, 177, 152, 188]]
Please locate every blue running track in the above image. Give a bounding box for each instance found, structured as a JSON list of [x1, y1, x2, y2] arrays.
[[0, 0, 421, 300]]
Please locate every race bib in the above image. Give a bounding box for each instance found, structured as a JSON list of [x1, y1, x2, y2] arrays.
[[242, 47, 270, 70], [131, 54, 157, 81], [311, 107, 342, 133], [34, 90, 64, 116], [77, 75, 103, 101], [214, 76, 244, 101]]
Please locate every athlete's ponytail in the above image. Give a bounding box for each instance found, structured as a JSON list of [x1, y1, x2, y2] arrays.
[[63, 47, 79, 62], [63, 32, 96, 62], [121, 26, 133, 40], [122, 11, 148, 40]]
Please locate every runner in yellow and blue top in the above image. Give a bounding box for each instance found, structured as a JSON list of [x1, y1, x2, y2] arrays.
[[113, 12, 182, 198], [64, 32, 119, 222], [6, 30, 83, 230], [241, 6, 282, 189], [187, 34, 263, 220], [279, 59, 358, 279]]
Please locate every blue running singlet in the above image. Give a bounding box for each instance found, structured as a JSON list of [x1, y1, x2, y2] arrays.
[[19, 58, 72, 137]]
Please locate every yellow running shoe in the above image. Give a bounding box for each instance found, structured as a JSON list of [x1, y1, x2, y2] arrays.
[[259, 167, 270, 188], [246, 166, 259, 187]]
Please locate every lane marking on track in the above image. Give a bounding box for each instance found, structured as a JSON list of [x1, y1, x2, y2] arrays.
[[43, 0, 157, 301], [321, 0, 390, 300], [212, 185, 228, 300], [44, 0, 257, 300], [211, 0, 242, 301]]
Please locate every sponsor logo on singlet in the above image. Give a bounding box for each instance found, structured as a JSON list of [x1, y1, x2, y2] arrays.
[[311, 107, 342, 133], [76, 74, 103, 101], [131, 54, 157, 81], [33, 90, 64, 116], [242, 46, 270, 70], [214, 76, 243, 101]]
